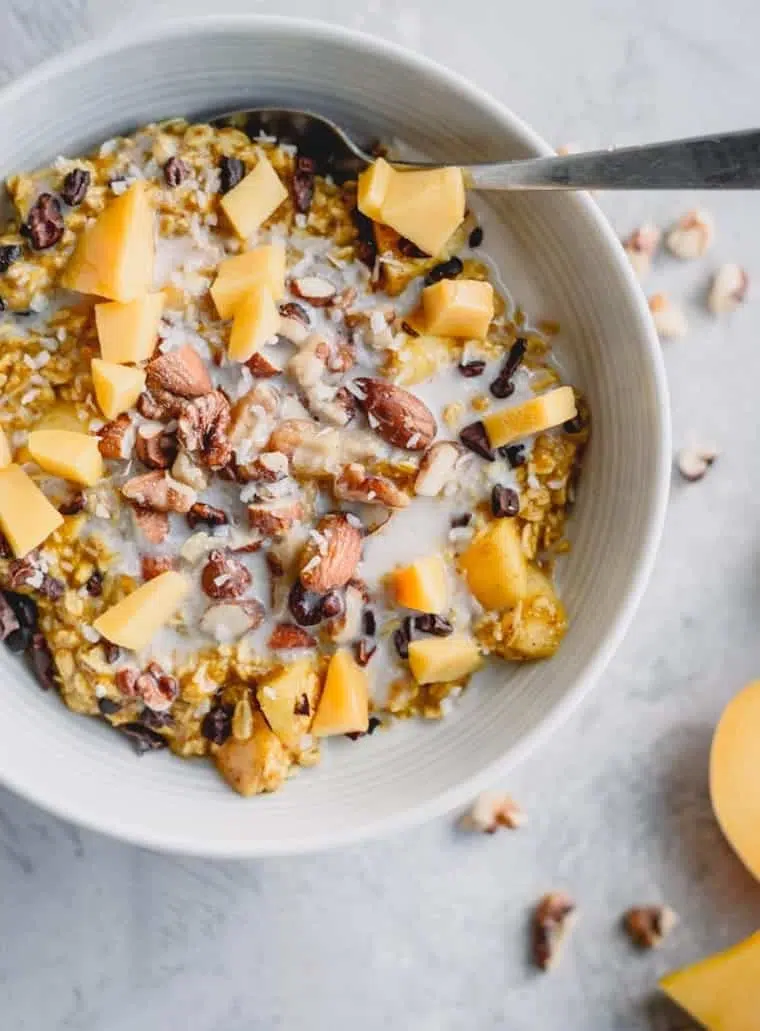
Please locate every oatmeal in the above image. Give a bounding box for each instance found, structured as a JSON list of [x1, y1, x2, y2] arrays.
[[0, 119, 589, 796]]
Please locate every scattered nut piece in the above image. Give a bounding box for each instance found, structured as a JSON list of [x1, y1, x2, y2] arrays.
[[246, 352, 282, 377], [141, 555, 176, 581], [97, 414, 133, 460], [137, 388, 185, 421], [353, 377, 436, 450], [186, 502, 228, 530], [532, 892, 577, 971], [146, 344, 212, 397], [247, 498, 305, 538], [707, 263, 748, 314], [460, 791, 525, 833], [200, 600, 264, 642], [290, 275, 337, 306], [623, 906, 678, 949], [268, 623, 317, 650], [414, 441, 462, 497], [171, 451, 209, 492], [665, 209, 714, 260], [299, 513, 362, 593], [135, 424, 178, 470], [333, 463, 410, 508], [177, 390, 232, 469], [131, 506, 169, 544], [648, 293, 688, 340], [677, 446, 718, 482], [122, 470, 196, 513], [623, 223, 661, 280], [200, 550, 252, 600]]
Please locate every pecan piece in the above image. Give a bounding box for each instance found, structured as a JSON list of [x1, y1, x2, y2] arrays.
[[268, 623, 316, 650], [121, 470, 196, 513], [353, 377, 436, 450], [186, 503, 228, 530], [97, 413, 133, 459], [136, 661, 179, 713], [135, 425, 178, 470], [623, 906, 678, 949], [299, 513, 362, 593], [176, 390, 232, 469], [333, 463, 409, 509], [532, 892, 576, 971], [146, 345, 212, 398], [141, 555, 176, 581], [163, 156, 188, 187], [132, 506, 169, 544], [201, 550, 252, 600]]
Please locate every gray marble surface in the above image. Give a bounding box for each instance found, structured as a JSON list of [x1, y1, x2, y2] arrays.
[[2, 1, 760, 1027]]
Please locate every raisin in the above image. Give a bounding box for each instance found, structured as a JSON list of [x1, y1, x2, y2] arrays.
[[459, 421, 495, 461], [414, 614, 454, 636], [450, 513, 472, 529], [25, 193, 64, 250], [491, 485, 520, 518], [321, 590, 345, 620], [500, 444, 526, 469], [60, 168, 90, 206], [292, 155, 315, 213], [30, 633, 57, 690], [0, 244, 22, 273], [3, 591, 38, 631], [201, 702, 234, 745], [353, 208, 377, 268], [98, 697, 122, 717], [293, 693, 311, 716], [58, 492, 85, 515], [458, 360, 486, 378], [163, 156, 188, 187], [218, 156, 245, 194], [287, 580, 324, 627], [362, 609, 376, 636], [392, 623, 411, 659], [85, 571, 104, 597], [424, 256, 463, 285], [468, 225, 484, 248]]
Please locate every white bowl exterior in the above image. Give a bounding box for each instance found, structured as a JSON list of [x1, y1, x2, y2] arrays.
[[0, 16, 670, 856]]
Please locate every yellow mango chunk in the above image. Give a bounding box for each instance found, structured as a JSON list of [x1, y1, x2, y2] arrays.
[[93, 571, 189, 650], [228, 285, 280, 362], [312, 650, 370, 737], [458, 518, 527, 611], [408, 634, 481, 685], [422, 279, 494, 339], [95, 291, 165, 363], [710, 679, 760, 880], [91, 359, 146, 420], [0, 464, 64, 557], [257, 658, 320, 751], [210, 244, 286, 318], [482, 386, 577, 448], [27, 429, 103, 487], [392, 554, 449, 614], [61, 181, 154, 301], [660, 930, 760, 1031], [221, 154, 288, 239], [213, 712, 292, 796], [357, 157, 465, 256], [0, 427, 11, 468]]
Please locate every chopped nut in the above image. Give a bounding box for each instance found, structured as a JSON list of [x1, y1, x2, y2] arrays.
[[135, 424, 178, 470], [459, 792, 525, 833], [648, 293, 688, 340], [177, 390, 232, 469], [532, 892, 576, 971], [290, 275, 337, 306], [200, 550, 252, 600], [230, 383, 280, 456], [200, 600, 264, 641], [247, 498, 305, 537], [299, 513, 363, 593], [665, 208, 714, 260], [132, 506, 169, 544], [97, 413, 133, 460], [170, 450, 209, 492], [141, 555, 176, 581], [268, 623, 316, 649], [623, 906, 678, 949], [137, 388, 185, 421], [146, 344, 212, 398], [121, 470, 196, 513], [323, 584, 364, 643], [333, 462, 410, 508], [677, 446, 718, 482], [231, 695, 255, 741], [186, 502, 228, 530], [414, 441, 462, 497], [707, 263, 748, 314], [246, 351, 281, 378], [266, 418, 318, 458], [353, 377, 436, 450], [136, 661, 179, 713], [623, 223, 661, 280]]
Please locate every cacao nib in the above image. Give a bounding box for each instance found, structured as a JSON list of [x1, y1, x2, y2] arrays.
[[459, 421, 494, 461], [0, 244, 22, 273], [424, 256, 463, 285], [292, 155, 316, 213], [491, 485, 520, 518], [201, 702, 234, 745], [61, 168, 90, 206], [120, 723, 168, 755], [30, 633, 57, 690], [218, 156, 245, 194]]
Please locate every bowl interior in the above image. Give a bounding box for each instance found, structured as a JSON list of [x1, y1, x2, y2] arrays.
[[0, 17, 669, 856]]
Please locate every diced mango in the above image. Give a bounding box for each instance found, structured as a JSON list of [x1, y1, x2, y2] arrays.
[[458, 518, 527, 611], [93, 571, 189, 650], [392, 554, 449, 614], [61, 181, 154, 301], [27, 429, 103, 487], [228, 285, 280, 362], [0, 427, 11, 468], [210, 244, 286, 318], [393, 335, 451, 386], [495, 565, 567, 660], [357, 157, 466, 256], [482, 386, 577, 449], [92, 359, 146, 420], [710, 680, 760, 880], [95, 291, 165, 364], [220, 154, 288, 239], [213, 711, 292, 796], [311, 649, 370, 737], [422, 279, 494, 339], [408, 634, 481, 685], [0, 464, 64, 557], [660, 930, 760, 1031], [256, 658, 320, 751]]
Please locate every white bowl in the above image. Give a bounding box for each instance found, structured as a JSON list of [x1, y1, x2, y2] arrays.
[[0, 15, 670, 857]]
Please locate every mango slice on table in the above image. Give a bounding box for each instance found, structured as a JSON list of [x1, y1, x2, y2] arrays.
[[27, 429, 103, 487], [408, 634, 481, 685], [311, 650, 369, 737], [660, 930, 760, 1031], [61, 181, 154, 301], [93, 571, 190, 650], [210, 244, 286, 318], [392, 554, 449, 614], [0, 427, 11, 468], [228, 285, 280, 362], [0, 464, 64, 557], [92, 359, 146, 420], [458, 518, 527, 611], [94, 291, 165, 364], [482, 386, 577, 449], [256, 658, 320, 751], [220, 155, 288, 239], [421, 279, 494, 339]]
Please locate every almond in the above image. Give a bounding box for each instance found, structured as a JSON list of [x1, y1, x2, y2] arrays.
[[353, 377, 436, 450], [414, 441, 462, 496], [290, 275, 337, 306], [121, 470, 196, 513], [97, 413, 134, 460], [246, 352, 282, 378], [268, 623, 316, 650], [298, 513, 362, 593], [200, 550, 252, 599], [247, 498, 305, 537], [146, 344, 212, 398], [333, 462, 410, 508], [132, 506, 169, 544], [200, 600, 265, 641]]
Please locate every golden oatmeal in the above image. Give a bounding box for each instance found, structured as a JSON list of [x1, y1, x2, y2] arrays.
[[0, 119, 589, 796]]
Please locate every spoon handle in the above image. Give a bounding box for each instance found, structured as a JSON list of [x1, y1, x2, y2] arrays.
[[466, 129, 760, 190]]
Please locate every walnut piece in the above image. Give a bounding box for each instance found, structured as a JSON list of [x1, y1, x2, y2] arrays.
[[135, 424, 178, 470], [177, 390, 232, 469]]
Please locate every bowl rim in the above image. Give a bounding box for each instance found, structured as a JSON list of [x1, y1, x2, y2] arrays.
[[0, 13, 671, 857]]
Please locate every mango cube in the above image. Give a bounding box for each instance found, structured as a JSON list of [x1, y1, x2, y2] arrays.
[[311, 650, 370, 737], [93, 571, 189, 650], [0, 427, 11, 468], [95, 291, 165, 364], [91, 359, 146, 420], [221, 154, 288, 239], [210, 244, 286, 318], [408, 634, 481, 685], [61, 181, 154, 301], [0, 464, 64, 557], [660, 930, 760, 1031], [482, 386, 577, 449], [213, 712, 291, 796], [228, 285, 280, 362], [422, 279, 494, 339], [357, 157, 465, 256], [392, 554, 449, 614], [27, 429, 103, 487], [710, 679, 760, 880], [458, 519, 527, 611], [257, 658, 320, 751]]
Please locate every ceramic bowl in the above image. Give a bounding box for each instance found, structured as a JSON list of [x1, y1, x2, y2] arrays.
[[0, 15, 670, 856]]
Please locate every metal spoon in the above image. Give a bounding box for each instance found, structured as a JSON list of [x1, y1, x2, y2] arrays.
[[210, 108, 760, 190]]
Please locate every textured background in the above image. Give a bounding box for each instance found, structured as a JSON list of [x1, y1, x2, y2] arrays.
[[2, 1, 760, 1028]]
